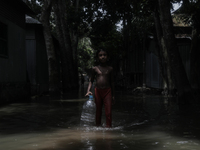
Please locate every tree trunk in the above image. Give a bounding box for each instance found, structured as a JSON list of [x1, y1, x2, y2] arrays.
[[160, 38, 175, 95], [71, 31, 79, 88], [54, 0, 71, 93], [190, 25, 199, 91], [70, 0, 80, 89], [40, 0, 60, 94], [53, 0, 77, 93], [158, 0, 193, 103], [153, 8, 175, 95]]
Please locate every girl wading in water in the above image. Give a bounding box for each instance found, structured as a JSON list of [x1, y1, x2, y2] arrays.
[[85, 49, 115, 128]]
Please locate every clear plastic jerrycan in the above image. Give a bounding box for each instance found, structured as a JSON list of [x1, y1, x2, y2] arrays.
[[80, 95, 96, 127]]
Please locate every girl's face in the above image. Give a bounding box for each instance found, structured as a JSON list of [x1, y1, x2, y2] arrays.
[[98, 51, 108, 64]]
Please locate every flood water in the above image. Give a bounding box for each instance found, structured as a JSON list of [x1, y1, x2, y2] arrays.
[[0, 88, 200, 150]]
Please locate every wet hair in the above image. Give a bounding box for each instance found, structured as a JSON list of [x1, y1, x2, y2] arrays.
[[95, 49, 109, 59], [94, 49, 111, 65]]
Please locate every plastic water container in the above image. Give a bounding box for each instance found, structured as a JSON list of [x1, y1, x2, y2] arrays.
[[80, 95, 96, 127]]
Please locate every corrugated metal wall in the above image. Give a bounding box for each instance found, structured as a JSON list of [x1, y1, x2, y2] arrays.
[[26, 39, 36, 84], [26, 25, 49, 95], [146, 51, 162, 89], [0, 1, 30, 103], [146, 39, 191, 89], [125, 42, 143, 88], [178, 43, 190, 81], [0, 0, 25, 28]]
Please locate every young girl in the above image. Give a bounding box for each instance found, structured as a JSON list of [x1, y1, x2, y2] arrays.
[[85, 49, 115, 128]]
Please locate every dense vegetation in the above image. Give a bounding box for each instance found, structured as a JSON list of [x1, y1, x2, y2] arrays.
[[25, 0, 200, 103]]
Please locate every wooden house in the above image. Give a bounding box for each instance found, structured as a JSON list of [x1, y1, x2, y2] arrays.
[[25, 16, 49, 95], [124, 26, 192, 90], [0, 0, 34, 104], [145, 36, 191, 89]]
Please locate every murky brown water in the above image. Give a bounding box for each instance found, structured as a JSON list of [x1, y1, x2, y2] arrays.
[[0, 89, 200, 150]]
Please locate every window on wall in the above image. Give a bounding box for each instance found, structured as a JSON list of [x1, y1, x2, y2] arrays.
[[0, 22, 8, 57]]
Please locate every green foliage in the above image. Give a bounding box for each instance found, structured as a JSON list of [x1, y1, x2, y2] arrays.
[[77, 37, 94, 73], [89, 17, 123, 66], [173, 0, 200, 29], [26, 0, 185, 73]]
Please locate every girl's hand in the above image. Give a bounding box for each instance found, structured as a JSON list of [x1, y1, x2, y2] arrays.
[[112, 96, 115, 105], [85, 91, 93, 97]]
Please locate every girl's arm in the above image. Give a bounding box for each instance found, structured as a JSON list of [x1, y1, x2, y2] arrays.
[[85, 67, 95, 96], [110, 67, 115, 104]]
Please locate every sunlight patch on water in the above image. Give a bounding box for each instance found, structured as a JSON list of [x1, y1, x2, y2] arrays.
[[51, 98, 87, 102], [1, 95, 200, 150], [0, 127, 200, 150], [78, 126, 124, 132]]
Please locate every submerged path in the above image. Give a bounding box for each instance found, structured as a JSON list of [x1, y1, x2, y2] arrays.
[[0, 89, 200, 150]]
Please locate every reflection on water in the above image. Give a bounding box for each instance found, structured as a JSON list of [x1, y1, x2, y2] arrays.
[[0, 91, 200, 150]]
